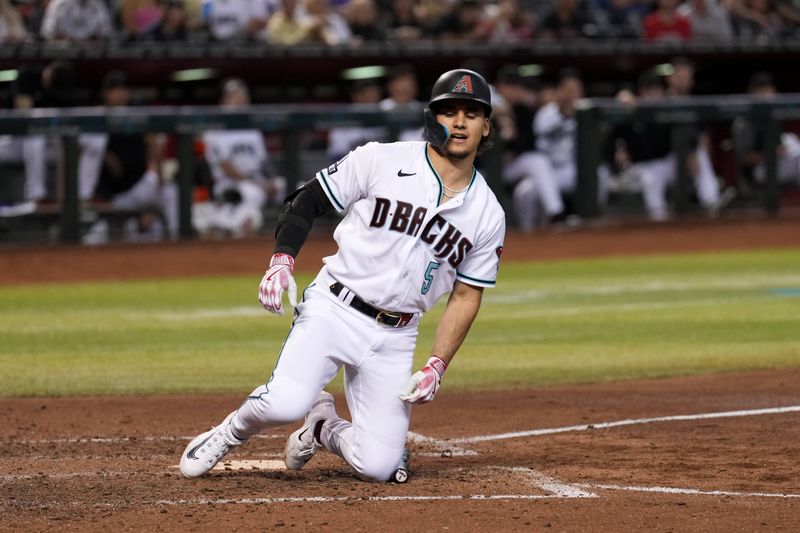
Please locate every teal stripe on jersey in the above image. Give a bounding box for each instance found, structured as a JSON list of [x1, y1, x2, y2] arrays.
[[317, 171, 344, 211], [424, 146, 443, 207], [456, 272, 496, 286]]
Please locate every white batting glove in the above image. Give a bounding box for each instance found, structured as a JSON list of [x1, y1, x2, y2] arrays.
[[399, 356, 448, 404], [258, 253, 298, 315]]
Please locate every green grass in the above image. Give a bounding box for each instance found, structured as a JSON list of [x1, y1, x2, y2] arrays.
[[1, 248, 799, 396]]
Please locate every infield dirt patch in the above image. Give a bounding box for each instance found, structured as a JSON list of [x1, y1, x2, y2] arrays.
[[2, 370, 800, 531], [2, 218, 799, 531]]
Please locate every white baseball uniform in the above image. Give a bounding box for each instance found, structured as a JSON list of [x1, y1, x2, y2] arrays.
[[199, 129, 285, 236], [207, 0, 268, 40], [40, 0, 113, 41], [227, 140, 505, 480]]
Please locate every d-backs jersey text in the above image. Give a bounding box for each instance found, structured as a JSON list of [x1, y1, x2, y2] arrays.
[[315, 141, 505, 314]]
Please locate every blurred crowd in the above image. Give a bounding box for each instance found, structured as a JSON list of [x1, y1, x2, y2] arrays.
[[2, 57, 799, 243], [2, 0, 800, 45]]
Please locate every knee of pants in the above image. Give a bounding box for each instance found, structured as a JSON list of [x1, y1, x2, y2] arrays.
[[248, 379, 319, 425], [348, 436, 405, 482]]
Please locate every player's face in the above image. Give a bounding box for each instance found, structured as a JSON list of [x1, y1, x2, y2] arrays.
[[435, 101, 490, 160]]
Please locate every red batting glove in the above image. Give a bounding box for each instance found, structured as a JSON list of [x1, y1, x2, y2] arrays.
[[258, 253, 298, 315], [399, 356, 448, 404]]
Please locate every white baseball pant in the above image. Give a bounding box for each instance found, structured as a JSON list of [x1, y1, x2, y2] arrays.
[[634, 149, 720, 221], [228, 270, 418, 481]]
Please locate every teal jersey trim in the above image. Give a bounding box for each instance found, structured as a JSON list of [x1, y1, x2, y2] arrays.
[[424, 145, 443, 207], [456, 272, 496, 286], [317, 170, 345, 211]]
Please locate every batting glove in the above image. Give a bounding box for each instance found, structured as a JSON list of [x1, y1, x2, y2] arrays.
[[258, 253, 298, 315], [399, 356, 448, 404]]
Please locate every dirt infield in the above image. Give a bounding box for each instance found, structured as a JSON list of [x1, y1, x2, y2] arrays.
[[2, 218, 800, 531], [3, 370, 800, 531]]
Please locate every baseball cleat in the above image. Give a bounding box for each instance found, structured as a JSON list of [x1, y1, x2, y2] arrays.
[[284, 391, 336, 470], [180, 411, 243, 478]]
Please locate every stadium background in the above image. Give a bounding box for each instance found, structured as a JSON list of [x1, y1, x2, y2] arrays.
[[2, 0, 800, 530]]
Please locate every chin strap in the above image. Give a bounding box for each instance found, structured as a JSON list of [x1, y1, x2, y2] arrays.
[[423, 107, 449, 147]]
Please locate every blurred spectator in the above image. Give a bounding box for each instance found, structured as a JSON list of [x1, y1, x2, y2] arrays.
[[776, 0, 800, 28], [379, 63, 422, 141], [531, 69, 595, 223], [481, 0, 536, 42], [267, 0, 313, 44], [346, 0, 385, 42], [494, 65, 559, 231], [327, 78, 388, 161], [206, 0, 268, 41], [304, 0, 352, 45], [40, 0, 114, 41], [592, 0, 653, 37], [428, 0, 488, 41], [663, 57, 728, 211], [384, 0, 424, 41], [665, 56, 696, 97], [196, 78, 286, 238], [120, 0, 162, 37], [729, 0, 785, 39], [0, 79, 47, 212], [0, 0, 29, 42], [677, 0, 734, 41], [146, 0, 189, 40], [539, 0, 597, 40], [642, 0, 692, 41], [733, 72, 800, 189], [610, 70, 722, 220], [83, 70, 179, 242], [2, 61, 78, 207]]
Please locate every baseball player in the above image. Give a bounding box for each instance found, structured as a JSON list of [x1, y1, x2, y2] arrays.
[[181, 68, 505, 482], [196, 78, 286, 237]]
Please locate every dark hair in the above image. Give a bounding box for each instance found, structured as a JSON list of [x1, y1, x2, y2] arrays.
[[496, 64, 524, 86], [670, 57, 695, 71], [558, 67, 582, 85], [748, 71, 775, 92], [637, 70, 663, 91], [387, 63, 416, 81], [101, 70, 129, 92], [477, 127, 495, 156]]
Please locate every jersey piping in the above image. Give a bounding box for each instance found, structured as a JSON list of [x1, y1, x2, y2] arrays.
[[317, 170, 344, 211]]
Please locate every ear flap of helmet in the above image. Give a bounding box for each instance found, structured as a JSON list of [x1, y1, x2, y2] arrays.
[[423, 106, 449, 147]]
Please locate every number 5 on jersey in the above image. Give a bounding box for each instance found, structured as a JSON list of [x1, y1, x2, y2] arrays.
[[421, 261, 440, 295]]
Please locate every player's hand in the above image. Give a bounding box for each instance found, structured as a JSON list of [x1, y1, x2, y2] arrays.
[[399, 356, 448, 404], [258, 253, 298, 315]]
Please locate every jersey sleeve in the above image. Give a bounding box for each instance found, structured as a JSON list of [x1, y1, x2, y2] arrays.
[[455, 214, 506, 289], [314, 142, 376, 213]]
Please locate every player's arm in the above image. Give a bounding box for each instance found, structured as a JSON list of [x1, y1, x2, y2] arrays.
[[399, 281, 483, 404], [257, 180, 335, 314]]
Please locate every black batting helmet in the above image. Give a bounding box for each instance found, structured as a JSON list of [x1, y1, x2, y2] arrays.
[[424, 69, 492, 147]]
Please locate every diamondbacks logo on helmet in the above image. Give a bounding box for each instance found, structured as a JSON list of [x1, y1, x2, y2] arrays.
[[452, 75, 473, 94]]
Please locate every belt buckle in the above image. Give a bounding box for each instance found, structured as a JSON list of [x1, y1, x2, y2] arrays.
[[375, 310, 401, 327]]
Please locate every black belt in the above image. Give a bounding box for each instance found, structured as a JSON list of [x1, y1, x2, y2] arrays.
[[329, 282, 413, 328]]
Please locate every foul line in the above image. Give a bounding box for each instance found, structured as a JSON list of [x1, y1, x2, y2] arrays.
[[449, 405, 800, 444], [583, 483, 800, 499]]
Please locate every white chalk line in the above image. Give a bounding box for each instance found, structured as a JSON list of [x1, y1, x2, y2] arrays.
[[406, 431, 478, 457], [15, 434, 285, 445], [582, 483, 800, 499], [449, 405, 800, 444], [151, 466, 595, 506]]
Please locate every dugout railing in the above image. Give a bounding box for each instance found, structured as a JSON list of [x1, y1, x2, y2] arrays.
[[575, 94, 800, 218], [0, 96, 796, 242], [0, 104, 429, 242]]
